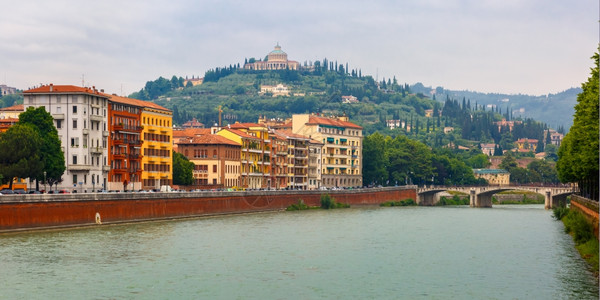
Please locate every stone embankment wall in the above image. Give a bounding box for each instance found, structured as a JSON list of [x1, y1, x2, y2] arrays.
[[570, 195, 599, 238], [0, 187, 416, 233]]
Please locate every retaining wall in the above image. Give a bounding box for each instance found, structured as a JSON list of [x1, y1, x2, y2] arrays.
[[0, 187, 416, 233], [570, 195, 599, 238]]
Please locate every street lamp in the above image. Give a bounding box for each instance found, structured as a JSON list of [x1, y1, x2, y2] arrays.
[[43, 171, 46, 192]]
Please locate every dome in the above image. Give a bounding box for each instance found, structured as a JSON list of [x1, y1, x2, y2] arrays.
[[269, 44, 286, 55]]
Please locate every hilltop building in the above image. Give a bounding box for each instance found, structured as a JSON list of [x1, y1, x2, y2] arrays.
[[0, 84, 17, 96], [0, 104, 24, 119], [260, 84, 290, 97], [244, 44, 300, 71]]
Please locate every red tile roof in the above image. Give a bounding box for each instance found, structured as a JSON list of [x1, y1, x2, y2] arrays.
[[274, 129, 310, 140], [103, 93, 170, 112], [173, 128, 211, 139], [177, 134, 240, 146], [24, 84, 107, 97], [0, 104, 24, 112], [228, 122, 266, 130], [220, 128, 259, 140], [307, 115, 362, 129]]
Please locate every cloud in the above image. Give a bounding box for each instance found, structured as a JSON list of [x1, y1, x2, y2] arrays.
[[0, 0, 596, 96]]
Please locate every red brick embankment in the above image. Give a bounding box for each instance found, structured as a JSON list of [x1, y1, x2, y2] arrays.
[[0, 187, 416, 233], [570, 195, 599, 238]]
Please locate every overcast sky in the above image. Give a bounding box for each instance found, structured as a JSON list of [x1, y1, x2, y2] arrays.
[[1, 0, 597, 96]]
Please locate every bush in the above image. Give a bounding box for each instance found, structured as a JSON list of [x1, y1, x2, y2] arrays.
[[380, 199, 416, 207], [320, 193, 334, 209], [552, 206, 569, 220], [320, 194, 349, 209], [286, 199, 309, 211], [437, 195, 469, 206], [562, 210, 594, 244]]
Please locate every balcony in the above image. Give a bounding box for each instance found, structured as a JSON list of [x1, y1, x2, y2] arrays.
[[90, 114, 103, 122], [90, 147, 103, 155], [69, 164, 92, 171], [102, 165, 110, 172], [82, 128, 89, 135], [103, 131, 109, 137], [52, 113, 65, 120]]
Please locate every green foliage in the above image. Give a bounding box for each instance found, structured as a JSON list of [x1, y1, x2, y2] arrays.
[[380, 199, 416, 207], [0, 93, 23, 108], [437, 195, 469, 206], [320, 193, 349, 209], [320, 193, 334, 209], [172, 151, 194, 185], [0, 123, 43, 188], [557, 51, 599, 200], [286, 199, 312, 211], [556, 208, 599, 274], [18, 106, 65, 188], [552, 206, 569, 220], [562, 210, 594, 244]]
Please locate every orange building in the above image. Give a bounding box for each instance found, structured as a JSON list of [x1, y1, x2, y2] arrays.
[[176, 134, 241, 189], [105, 94, 144, 191]]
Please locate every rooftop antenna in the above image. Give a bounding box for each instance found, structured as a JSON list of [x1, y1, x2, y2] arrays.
[[81, 74, 85, 87]]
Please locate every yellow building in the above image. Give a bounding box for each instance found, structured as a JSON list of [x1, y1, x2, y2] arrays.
[[292, 114, 363, 188], [141, 104, 173, 189], [473, 169, 510, 186], [217, 123, 271, 189]]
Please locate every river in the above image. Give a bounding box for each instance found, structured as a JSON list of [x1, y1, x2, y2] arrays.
[[0, 205, 597, 299]]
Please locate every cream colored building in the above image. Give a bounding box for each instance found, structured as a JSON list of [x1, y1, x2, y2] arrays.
[[244, 44, 300, 71], [0, 104, 23, 119], [260, 84, 290, 97], [473, 169, 510, 186], [292, 114, 362, 188]]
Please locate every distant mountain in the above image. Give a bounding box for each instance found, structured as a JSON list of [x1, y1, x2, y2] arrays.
[[410, 83, 579, 130]]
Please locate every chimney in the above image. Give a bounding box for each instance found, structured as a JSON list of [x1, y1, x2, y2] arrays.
[[101, 89, 104, 93], [49, 83, 53, 92]]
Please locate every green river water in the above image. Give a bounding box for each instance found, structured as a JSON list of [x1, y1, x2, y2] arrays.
[[0, 205, 597, 299]]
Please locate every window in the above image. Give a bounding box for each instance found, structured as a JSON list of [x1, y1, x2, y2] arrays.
[[213, 165, 217, 173], [71, 137, 79, 147], [73, 174, 77, 184], [56, 120, 62, 129], [73, 119, 77, 129], [73, 155, 78, 165], [73, 106, 78, 114]]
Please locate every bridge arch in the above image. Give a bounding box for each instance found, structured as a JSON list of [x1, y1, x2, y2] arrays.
[[417, 186, 574, 209]]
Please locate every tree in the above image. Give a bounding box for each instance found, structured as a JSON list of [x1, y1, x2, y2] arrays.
[[172, 151, 194, 186], [499, 152, 518, 171], [18, 106, 65, 190], [362, 133, 388, 186], [0, 123, 43, 189], [557, 51, 599, 200]]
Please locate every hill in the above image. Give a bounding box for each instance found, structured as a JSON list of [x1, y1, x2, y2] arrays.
[[410, 83, 579, 130]]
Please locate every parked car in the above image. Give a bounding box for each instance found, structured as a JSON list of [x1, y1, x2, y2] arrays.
[[28, 190, 42, 194], [0, 189, 15, 195], [58, 190, 70, 194]]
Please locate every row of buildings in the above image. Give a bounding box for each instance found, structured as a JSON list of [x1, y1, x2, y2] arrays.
[[1, 84, 363, 191]]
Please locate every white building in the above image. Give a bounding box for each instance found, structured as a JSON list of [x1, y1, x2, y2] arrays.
[[23, 84, 109, 192]]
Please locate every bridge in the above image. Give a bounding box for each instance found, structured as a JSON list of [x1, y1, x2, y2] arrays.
[[417, 186, 575, 209]]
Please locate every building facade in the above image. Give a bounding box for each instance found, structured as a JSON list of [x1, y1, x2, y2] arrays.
[[244, 44, 300, 71], [23, 84, 109, 192], [106, 94, 144, 191], [292, 114, 363, 188], [474, 169, 510, 186], [141, 104, 173, 189], [176, 135, 241, 189]]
